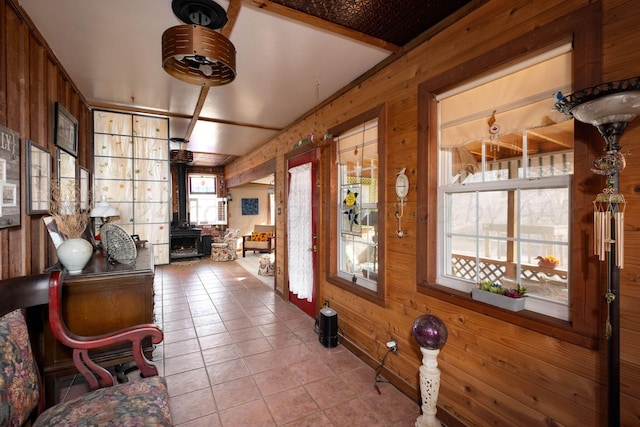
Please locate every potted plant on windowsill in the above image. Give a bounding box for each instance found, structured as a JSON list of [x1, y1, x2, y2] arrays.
[[536, 255, 560, 269], [471, 280, 527, 311]]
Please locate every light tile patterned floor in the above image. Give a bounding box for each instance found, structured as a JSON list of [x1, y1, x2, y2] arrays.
[[154, 258, 421, 426]]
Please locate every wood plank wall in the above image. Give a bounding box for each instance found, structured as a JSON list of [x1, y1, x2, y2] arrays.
[[0, 0, 91, 278], [225, 0, 640, 425]]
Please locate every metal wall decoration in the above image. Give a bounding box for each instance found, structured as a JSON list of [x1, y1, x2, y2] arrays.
[[0, 125, 20, 228]]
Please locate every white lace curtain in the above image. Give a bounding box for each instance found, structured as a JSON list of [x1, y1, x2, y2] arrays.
[[287, 163, 313, 301]]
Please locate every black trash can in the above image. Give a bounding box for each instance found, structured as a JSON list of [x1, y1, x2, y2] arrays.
[[318, 306, 338, 348]]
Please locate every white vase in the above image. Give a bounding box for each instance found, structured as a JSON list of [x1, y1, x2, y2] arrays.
[[57, 238, 93, 274]]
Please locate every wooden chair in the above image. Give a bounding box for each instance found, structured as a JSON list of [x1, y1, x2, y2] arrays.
[[0, 271, 171, 426], [242, 224, 275, 257]]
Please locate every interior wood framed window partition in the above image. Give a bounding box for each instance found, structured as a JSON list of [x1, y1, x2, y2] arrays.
[[416, 3, 603, 348]]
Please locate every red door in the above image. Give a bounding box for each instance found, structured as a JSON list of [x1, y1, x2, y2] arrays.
[[286, 149, 318, 318]]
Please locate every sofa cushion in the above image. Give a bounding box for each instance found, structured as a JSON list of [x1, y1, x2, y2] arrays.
[[34, 376, 171, 427], [0, 310, 40, 426], [250, 231, 273, 242]]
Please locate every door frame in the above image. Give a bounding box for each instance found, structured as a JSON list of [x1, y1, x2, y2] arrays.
[[284, 144, 320, 317]]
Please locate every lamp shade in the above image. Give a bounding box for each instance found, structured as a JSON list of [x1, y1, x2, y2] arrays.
[[412, 314, 448, 350], [90, 200, 119, 219], [555, 76, 640, 126]]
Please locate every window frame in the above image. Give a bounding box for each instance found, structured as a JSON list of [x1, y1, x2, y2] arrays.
[[416, 4, 603, 348], [325, 105, 387, 305]]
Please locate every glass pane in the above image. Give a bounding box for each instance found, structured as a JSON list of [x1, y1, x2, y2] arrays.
[[520, 187, 569, 244], [449, 192, 476, 236], [94, 111, 133, 135], [478, 191, 508, 237], [94, 134, 133, 157], [134, 137, 168, 160], [135, 159, 169, 181], [94, 157, 133, 179], [519, 243, 568, 303]]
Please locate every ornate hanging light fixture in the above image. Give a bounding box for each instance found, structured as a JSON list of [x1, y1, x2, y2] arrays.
[[162, 0, 236, 86]]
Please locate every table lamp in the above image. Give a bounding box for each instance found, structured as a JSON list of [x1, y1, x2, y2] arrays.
[[90, 200, 120, 243]]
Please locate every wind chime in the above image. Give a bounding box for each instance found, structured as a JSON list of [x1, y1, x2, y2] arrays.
[[592, 177, 626, 269], [590, 127, 628, 340]]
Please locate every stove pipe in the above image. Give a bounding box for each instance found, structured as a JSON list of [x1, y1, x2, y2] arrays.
[[175, 163, 189, 227]]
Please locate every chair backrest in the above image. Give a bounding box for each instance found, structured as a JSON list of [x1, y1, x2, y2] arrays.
[[253, 225, 274, 235], [0, 273, 51, 425]]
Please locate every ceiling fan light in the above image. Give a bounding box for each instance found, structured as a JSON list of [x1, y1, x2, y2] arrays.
[[199, 63, 214, 76], [162, 24, 236, 86]]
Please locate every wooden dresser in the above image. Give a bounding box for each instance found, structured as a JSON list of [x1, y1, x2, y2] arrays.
[[32, 247, 155, 407]]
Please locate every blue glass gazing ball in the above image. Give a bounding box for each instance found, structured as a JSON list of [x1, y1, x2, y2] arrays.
[[412, 314, 448, 350]]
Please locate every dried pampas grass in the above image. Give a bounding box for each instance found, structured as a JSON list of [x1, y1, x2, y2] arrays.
[[49, 180, 90, 239]]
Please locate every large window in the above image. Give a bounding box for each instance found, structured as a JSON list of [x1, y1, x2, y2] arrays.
[[188, 173, 227, 225], [417, 7, 602, 346], [327, 106, 386, 303], [436, 47, 574, 320]]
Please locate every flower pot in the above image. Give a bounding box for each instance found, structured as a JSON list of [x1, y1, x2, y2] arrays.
[[471, 288, 525, 312], [57, 238, 93, 274]]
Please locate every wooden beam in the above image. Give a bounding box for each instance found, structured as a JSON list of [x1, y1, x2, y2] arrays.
[[183, 87, 209, 142], [221, 0, 242, 39], [184, 0, 243, 142], [89, 101, 281, 131], [248, 0, 400, 53]]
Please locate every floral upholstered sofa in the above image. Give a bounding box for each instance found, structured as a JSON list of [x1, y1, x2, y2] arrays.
[[0, 272, 171, 426], [211, 228, 239, 261]]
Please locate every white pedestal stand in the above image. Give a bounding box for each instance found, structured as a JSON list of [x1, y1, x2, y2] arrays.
[[416, 347, 441, 427]]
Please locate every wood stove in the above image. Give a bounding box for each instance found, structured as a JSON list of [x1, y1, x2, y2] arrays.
[[170, 228, 202, 260]]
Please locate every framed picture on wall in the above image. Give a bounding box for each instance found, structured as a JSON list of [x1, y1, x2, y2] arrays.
[[26, 139, 51, 214], [241, 198, 259, 215], [54, 102, 78, 156], [0, 124, 20, 229]]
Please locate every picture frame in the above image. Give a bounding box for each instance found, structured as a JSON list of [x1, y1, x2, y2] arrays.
[[79, 166, 90, 211], [57, 149, 77, 214], [43, 216, 65, 249], [54, 102, 78, 156], [0, 124, 20, 229], [26, 139, 51, 214], [241, 198, 259, 215]]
